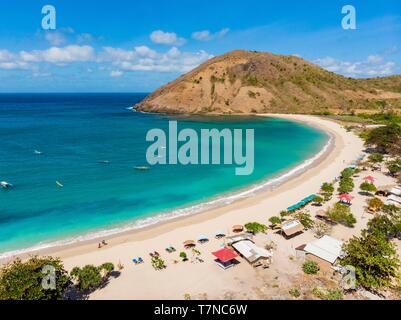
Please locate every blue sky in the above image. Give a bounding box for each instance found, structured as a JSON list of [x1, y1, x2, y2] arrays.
[[0, 0, 400, 92]]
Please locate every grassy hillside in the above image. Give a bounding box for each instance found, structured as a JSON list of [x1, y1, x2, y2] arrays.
[[135, 50, 401, 114]]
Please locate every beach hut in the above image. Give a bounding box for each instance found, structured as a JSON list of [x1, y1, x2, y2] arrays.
[[231, 239, 273, 267], [281, 219, 304, 238], [232, 225, 244, 233], [225, 233, 253, 245], [197, 235, 209, 243], [364, 175, 375, 183], [303, 235, 344, 267], [212, 247, 238, 269], [214, 231, 226, 239], [183, 240, 196, 248], [338, 193, 354, 204]]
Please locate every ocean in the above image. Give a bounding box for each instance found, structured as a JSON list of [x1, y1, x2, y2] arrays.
[[0, 93, 329, 257]]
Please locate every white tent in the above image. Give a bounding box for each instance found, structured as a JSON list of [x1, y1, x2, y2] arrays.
[[231, 240, 272, 264], [303, 235, 343, 264]]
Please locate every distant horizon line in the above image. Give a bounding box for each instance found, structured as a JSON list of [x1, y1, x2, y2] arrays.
[[0, 92, 151, 94]]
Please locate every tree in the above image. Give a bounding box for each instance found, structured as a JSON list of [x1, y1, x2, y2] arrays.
[[360, 182, 377, 195], [321, 182, 334, 194], [151, 256, 166, 270], [382, 204, 401, 216], [269, 216, 282, 228], [327, 203, 356, 227], [338, 178, 355, 194], [368, 153, 384, 163], [179, 252, 188, 261], [340, 232, 400, 290], [367, 215, 399, 240], [0, 256, 70, 300], [297, 211, 314, 229], [387, 158, 401, 176], [340, 168, 355, 179], [366, 123, 401, 155], [70, 262, 114, 292], [244, 222, 267, 234], [312, 195, 324, 206], [70, 265, 102, 292], [279, 210, 291, 218], [367, 197, 384, 212], [302, 261, 320, 275]]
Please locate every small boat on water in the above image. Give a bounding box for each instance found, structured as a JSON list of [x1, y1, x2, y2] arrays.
[[34, 150, 43, 155], [0, 181, 13, 189], [56, 180, 64, 188], [98, 160, 110, 164], [134, 166, 150, 171]]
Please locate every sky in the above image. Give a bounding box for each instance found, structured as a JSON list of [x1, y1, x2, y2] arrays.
[[0, 0, 400, 92]]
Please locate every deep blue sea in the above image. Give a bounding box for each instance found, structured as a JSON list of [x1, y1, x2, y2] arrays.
[[0, 93, 328, 256]]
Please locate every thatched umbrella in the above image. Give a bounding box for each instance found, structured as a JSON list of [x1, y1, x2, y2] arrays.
[[232, 225, 244, 233], [183, 240, 196, 248]]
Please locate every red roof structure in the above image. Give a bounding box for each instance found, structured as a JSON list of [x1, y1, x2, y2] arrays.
[[212, 247, 238, 263]]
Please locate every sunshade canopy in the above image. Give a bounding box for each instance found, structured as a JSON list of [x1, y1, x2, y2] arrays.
[[212, 247, 238, 263], [183, 240, 195, 246], [338, 193, 354, 201], [364, 176, 375, 182], [197, 235, 209, 241]]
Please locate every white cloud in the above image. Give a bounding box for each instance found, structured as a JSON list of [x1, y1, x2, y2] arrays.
[[191, 28, 229, 41], [20, 45, 95, 63], [314, 55, 396, 77], [77, 33, 95, 43], [101, 47, 136, 61], [110, 70, 123, 77], [150, 30, 186, 46], [134, 46, 158, 58], [45, 31, 67, 46], [116, 49, 212, 73], [0, 61, 30, 70]]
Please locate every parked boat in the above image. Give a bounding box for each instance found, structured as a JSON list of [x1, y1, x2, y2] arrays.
[[0, 181, 13, 189]]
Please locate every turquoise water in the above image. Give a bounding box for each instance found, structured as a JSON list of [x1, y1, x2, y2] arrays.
[[0, 93, 328, 256]]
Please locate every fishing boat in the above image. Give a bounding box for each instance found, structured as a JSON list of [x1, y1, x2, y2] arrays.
[[34, 150, 43, 155], [134, 166, 150, 171], [0, 181, 12, 189], [56, 180, 64, 188], [98, 160, 110, 164]]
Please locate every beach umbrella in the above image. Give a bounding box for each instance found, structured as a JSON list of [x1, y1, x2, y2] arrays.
[[364, 175, 375, 183], [183, 240, 196, 247], [215, 231, 226, 238], [232, 225, 244, 232], [197, 235, 209, 242], [338, 193, 354, 202]]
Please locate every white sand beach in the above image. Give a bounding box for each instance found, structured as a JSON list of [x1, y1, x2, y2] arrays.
[[6, 114, 397, 300]]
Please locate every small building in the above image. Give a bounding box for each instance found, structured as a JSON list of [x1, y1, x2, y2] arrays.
[[302, 235, 343, 266], [212, 247, 239, 269], [231, 239, 273, 267], [225, 233, 253, 245], [281, 219, 304, 238]]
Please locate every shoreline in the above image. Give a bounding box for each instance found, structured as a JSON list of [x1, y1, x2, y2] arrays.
[[0, 114, 356, 264]]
